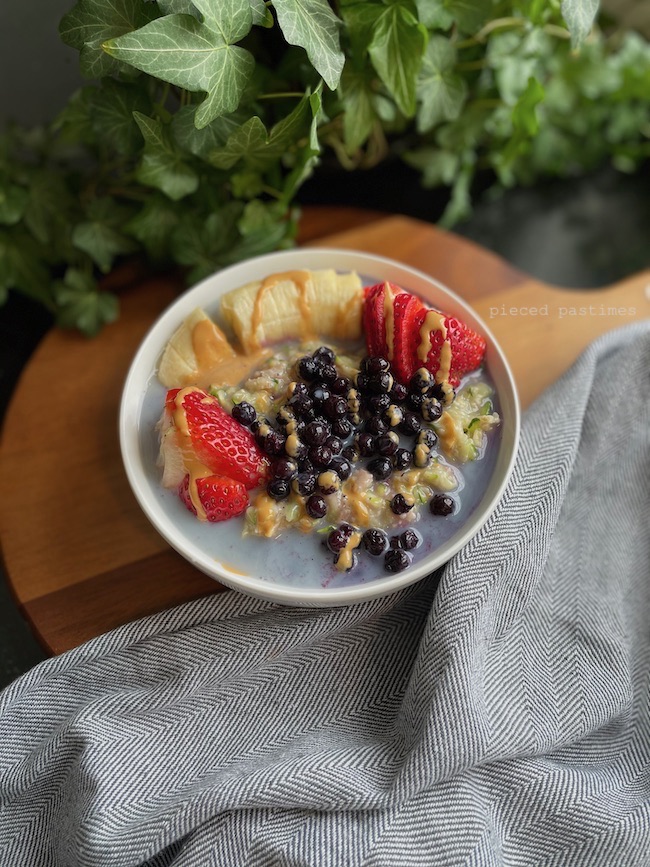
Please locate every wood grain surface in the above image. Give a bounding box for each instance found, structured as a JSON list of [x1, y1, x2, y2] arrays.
[[1, 211, 648, 655]]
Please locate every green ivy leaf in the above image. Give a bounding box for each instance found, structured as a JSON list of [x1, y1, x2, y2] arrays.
[[512, 75, 545, 136], [561, 0, 599, 47], [72, 198, 138, 273], [23, 172, 77, 254], [249, 0, 273, 27], [272, 0, 344, 90], [54, 268, 119, 336], [133, 112, 199, 200], [209, 91, 313, 170], [90, 80, 151, 155], [416, 36, 467, 132], [104, 0, 254, 128], [0, 182, 29, 226], [157, 0, 200, 16], [339, 66, 376, 151], [171, 105, 248, 159], [124, 195, 179, 262], [415, 0, 454, 30], [59, 0, 158, 78], [0, 229, 53, 305], [340, 2, 383, 57], [171, 203, 243, 282], [403, 147, 459, 187], [368, 3, 427, 117], [442, 0, 492, 34]]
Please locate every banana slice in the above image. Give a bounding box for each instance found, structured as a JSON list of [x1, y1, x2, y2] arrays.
[[220, 269, 363, 352], [158, 307, 235, 387]]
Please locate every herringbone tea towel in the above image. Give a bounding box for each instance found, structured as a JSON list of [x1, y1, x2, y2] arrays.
[[0, 323, 649, 867]]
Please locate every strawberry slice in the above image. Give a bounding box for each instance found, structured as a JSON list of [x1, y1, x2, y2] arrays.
[[415, 309, 486, 387], [167, 387, 269, 489], [362, 282, 388, 358], [179, 474, 248, 522], [391, 292, 426, 384]]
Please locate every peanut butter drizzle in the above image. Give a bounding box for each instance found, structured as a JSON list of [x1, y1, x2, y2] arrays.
[[189, 336, 271, 391], [342, 477, 371, 526], [338, 290, 363, 335], [172, 386, 214, 521], [250, 270, 313, 350], [418, 309, 452, 384], [192, 318, 235, 369], [336, 531, 362, 572], [253, 491, 279, 537]]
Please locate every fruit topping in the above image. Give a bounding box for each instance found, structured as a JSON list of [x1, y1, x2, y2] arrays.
[[362, 286, 486, 387], [167, 387, 270, 490], [179, 474, 248, 523]]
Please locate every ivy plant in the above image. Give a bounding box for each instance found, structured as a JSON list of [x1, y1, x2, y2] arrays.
[[0, 0, 648, 334]]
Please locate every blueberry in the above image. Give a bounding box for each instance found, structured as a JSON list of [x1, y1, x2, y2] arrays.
[[331, 456, 352, 480], [356, 432, 376, 457], [421, 397, 442, 422], [407, 392, 425, 412], [365, 357, 390, 375], [267, 478, 290, 500], [331, 376, 351, 395], [384, 549, 412, 573], [304, 419, 329, 446], [409, 368, 433, 393], [355, 372, 370, 392], [309, 444, 333, 468], [260, 430, 286, 456], [327, 523, 354, 553], [390, 493, 414, 515], [317, 470, 341, 495], [342, 444, 359, 463], [313, 346, 335, 364], [368, 371, 394, 394], [288, 392, 314, 417], [430, 494, 455, 516], [232, 401, 256, 426], [367, 456, 392, 480], [272, 457, 298, 480], [399, 410, 422, 437], [399, 528, 421, 550], [297, 356, 319, 381], [319, 363, 338, 384], [365, 416, 388, 437], [306, 494, 327, 518], [376, 432, 399, 457], [390, 382, 408, 403], [417, 429, 437, 449], [310, 384, 331, 405], [332, 417, 353, 439], [324, 394, 348, 419], [393, 448, 413, 471], [428, 382, 446, 402], [292, 470, 317, 497], [289, 381, 310, 398], [362, 527, 388, 556], [325, 435, 343, 455], [368, 393, 391, 415]]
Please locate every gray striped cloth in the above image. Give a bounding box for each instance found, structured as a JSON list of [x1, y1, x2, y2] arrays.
[[1, 323, 649, 867]]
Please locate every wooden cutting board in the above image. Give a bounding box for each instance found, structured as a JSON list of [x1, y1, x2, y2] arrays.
[[1, 211, 648, 655]]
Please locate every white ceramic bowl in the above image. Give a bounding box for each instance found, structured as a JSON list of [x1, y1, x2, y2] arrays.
[[120, 248, 520, 606]]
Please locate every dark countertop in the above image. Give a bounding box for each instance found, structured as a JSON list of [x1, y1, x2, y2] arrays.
[[1, 161, 648, 689]]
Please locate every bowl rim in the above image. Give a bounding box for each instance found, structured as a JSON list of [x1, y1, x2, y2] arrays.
[[119, 247, 521, 606]]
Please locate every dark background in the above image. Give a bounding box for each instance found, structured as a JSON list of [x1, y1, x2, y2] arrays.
[[1, 2, 648, 689]]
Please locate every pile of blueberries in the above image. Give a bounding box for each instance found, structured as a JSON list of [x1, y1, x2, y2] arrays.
[[231, 345, 456, 573]]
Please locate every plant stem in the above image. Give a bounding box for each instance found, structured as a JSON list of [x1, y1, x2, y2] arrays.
[[258, 92, 304, 100], [456, 16, 527, 48]]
